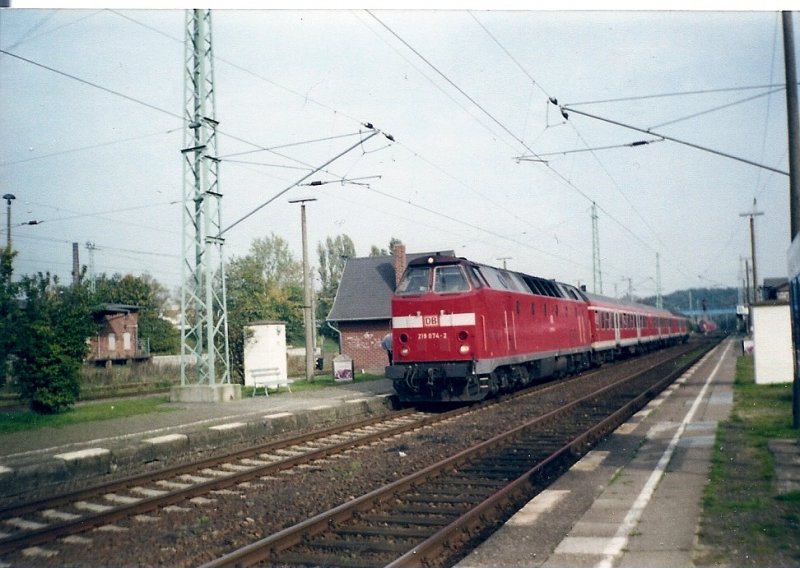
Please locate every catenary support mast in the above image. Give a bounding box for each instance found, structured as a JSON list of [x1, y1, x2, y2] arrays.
[[180, 9, 230, 388], [591, 202, 603, 294]]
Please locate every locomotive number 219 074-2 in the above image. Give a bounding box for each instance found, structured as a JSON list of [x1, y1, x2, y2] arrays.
[[417, 332, 448, 340]]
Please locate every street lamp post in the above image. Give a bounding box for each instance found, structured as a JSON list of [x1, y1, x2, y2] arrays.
[[3, 193, 15, 247]]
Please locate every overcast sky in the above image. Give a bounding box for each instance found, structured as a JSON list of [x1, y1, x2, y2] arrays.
[[1, 5, 796, 305]]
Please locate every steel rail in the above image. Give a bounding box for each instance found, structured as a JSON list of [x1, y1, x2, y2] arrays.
[[387, 342, 712, 567], [200, 341, 715, 568], [0, 409, 435, 555], [0, 374, 567, 559], [0, 409, 416, 519]]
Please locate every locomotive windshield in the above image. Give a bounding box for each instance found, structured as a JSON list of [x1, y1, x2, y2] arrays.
[[396, 264, 470, 295]]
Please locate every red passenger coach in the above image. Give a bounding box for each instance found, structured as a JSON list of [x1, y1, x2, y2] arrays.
[[386, 254, 688, 404], [584, 293, 688, 360]]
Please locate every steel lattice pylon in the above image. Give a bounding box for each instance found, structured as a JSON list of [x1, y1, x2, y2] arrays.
[[180, 9, 230, 386]]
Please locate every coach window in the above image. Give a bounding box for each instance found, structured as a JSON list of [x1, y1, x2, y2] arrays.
[[434, 265, 469, 293]]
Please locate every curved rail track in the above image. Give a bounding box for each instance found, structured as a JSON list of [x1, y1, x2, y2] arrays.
[[0, 339, 716, 566], [0, 372, 581, 558], [202, 340, 716, 568]]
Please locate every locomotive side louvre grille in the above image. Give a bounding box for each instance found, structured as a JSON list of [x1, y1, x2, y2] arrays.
[[504, 311, 511, 351], [392, 312, 476, 329], [512, 310, 518, 350]]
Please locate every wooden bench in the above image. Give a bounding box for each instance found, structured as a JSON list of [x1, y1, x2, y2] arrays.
[[250, 367, 291, 397]]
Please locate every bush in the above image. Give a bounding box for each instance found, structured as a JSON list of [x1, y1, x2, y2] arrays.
[[12, 274, 97, 413]]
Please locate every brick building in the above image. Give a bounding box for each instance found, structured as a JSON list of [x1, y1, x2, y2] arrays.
[[87, 304, 151, 367], [326, 244, 454, 374]]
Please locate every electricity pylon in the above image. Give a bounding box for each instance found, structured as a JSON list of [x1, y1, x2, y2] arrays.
[[180, 9, 230, 387]]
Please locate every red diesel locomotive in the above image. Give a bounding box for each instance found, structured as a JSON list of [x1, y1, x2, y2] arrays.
[[386, 254, 689, 403]]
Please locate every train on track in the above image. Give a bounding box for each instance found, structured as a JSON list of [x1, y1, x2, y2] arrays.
[[386, 254, 689, 403]]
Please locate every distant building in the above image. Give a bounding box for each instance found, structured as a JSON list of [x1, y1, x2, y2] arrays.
[[763, 277, 789, 302], [326, 244, 455, 374], [87, 304, 151, 367]]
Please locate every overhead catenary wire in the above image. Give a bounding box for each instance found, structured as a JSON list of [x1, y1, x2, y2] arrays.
[[6, 10, 605, 279], [565, 82, 794, 107], [460, 13, 687, 275], [648, 87, 785, 130], [367, 10, 686, 289], [561, 105, 789, 176], [518, 138, 665, 159], [220, 128, 384, 236], [465, 13, 690, 268], [6, 10, 778, 293]]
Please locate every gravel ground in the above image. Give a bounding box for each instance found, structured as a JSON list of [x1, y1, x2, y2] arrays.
[[8, 349, 689, 568]]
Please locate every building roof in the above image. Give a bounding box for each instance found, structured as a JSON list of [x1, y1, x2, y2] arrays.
[[763, 277, 788, 290], [93, 303, 140, 314], [326, 250, 454, 323]]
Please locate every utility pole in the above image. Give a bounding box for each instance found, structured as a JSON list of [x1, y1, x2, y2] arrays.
[[496, 256, 511, 270], [179, 9, 231, 394], [656, 252, 662, 309], [71, 242, 80, 286], [85, 242, 97, 293], [740, 198, 764, 303], [3, 193, 15, 247], [591, 202, 603, 294], [782, 10, 800, 428], [290, 198, 317, 382]]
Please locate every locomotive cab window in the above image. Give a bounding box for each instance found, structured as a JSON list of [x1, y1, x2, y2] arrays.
[[396, 266, 432, 295], [433, 265, 470, 293]]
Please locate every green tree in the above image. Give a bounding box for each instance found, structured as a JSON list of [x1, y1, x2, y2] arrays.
[[226, 234, 303, 380], [317, 234, 355, 339], [13, 273, 97, 413], [0, 246, 18, 386], [368, 237, 402, 257]]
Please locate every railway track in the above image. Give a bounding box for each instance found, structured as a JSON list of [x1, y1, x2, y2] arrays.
[[202, 341, 714, 568], [0, 410, 441, 557], [0, 340, 714, 566], [0, 375, 565, 560]]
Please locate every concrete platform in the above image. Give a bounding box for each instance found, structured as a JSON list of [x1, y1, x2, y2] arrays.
[[0, 378, 397, 502], [457, 337, 736, 568]]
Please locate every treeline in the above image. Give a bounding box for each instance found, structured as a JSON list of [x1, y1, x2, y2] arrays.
[[1, 233, 396, 413], [639, 287, 739, 314]]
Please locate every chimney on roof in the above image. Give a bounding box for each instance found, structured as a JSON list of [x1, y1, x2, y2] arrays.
[[393, 243, 406, 289]]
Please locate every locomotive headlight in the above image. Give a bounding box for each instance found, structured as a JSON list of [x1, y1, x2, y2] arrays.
[[459, 344, 470, 355], [400, 346, 410, 357]]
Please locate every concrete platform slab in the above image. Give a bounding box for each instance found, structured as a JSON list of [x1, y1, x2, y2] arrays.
[[456, 338, 736, 568]]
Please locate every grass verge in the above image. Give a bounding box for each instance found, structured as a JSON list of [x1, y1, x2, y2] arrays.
[[0, 396, 173, 435], [697, 355, 800, 566], [243, 372, 385, 396], [1, 372, 386, 433]]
